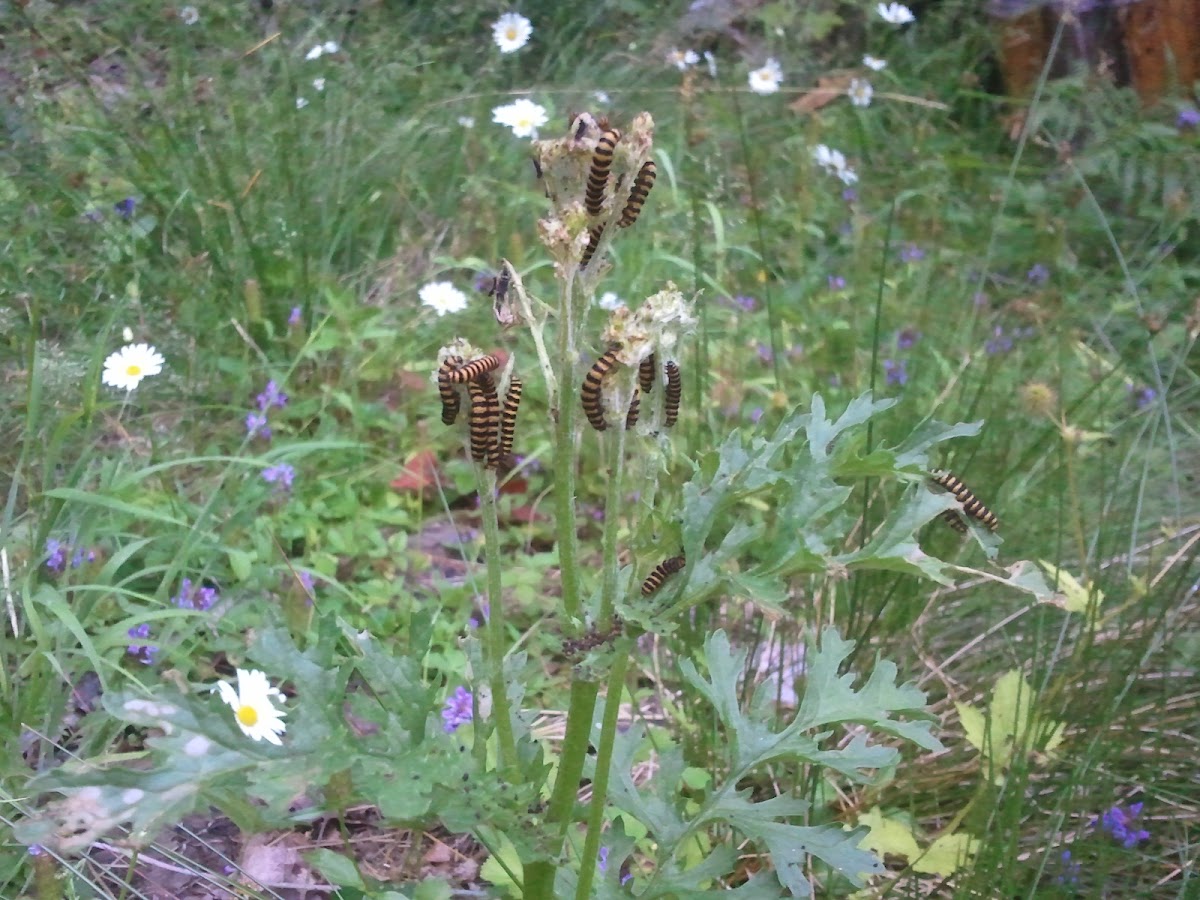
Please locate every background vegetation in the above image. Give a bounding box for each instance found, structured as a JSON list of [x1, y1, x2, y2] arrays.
[[1, 0, 1197, 896]]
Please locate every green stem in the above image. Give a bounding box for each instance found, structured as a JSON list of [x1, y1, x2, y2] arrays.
[[574, 636, 633, 900], [480, 468, 517, 772]]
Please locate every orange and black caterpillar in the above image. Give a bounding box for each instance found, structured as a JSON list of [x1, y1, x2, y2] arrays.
[[638, 354, 656, 394], [437, 355, 463, 425], [581, 345, 620, 431], [585, 128, 621, 217], [940, 510, 969, 534], [581, 225, 604, 269], [618, 160, 656, 228], [625, 389, 640, 430], [563, 616, 623, 656], [499, 376, 522, 460], [664, 360, 682, 427], [446, 351, 507, 385], [641, 553, 686, 596], [468, 376, 501, 465], [931, 471, 999, 531]]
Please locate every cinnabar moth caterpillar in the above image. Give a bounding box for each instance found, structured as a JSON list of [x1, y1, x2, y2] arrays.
[[581, 225, 604, 269], [931, 471, 999, 531], [499, 376, 522, 459], [641, 553, 686, 596], [626, 388, 640, 430], [467, 378, 500, 465], [447, 352, 507, 385], [585, 129, 620, 217], [638, 354, 656, 394], [563, 616, 622, 656], [438, 355, 463, 425], [664, 360, 682, 427], [940, 510, 969, 534], [581, 345, 620, 431], [618, 160, 656, 228]]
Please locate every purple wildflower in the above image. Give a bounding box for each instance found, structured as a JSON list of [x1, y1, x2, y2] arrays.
[[1130, 385, 1157, 409], [298, 570, 315, 594], [899, 244, 925, 263], [246, 411, 272, 441], [827, 274, 846, 290], [28, 845, 44, 857], [262, 463, 295, 489], [70, 548, 95, 568], [895, 327, 921, 350], [1056, 849, 1080, 886], [598, 846, 609, 873], [973, 291, 989, 308], [1177, 107, 1200, 129], [1026, 263, 1050, 285], [256, 380, 288, 411], [45, 539, 67, 572], [756, 342, 773, 364], [1100, 802, 1150, 848], [749, 407, 764, 424], [126, 623, 158, 665], [288, 306, 302, 327], [172, 578, 218, 611], [883, 358, 907, 386], [841, 187, 858, 202], [114, 197, 137, 218], [441, 686, 473, 732], [985, 326, 1014, 355], [732, 294, 757, 311]]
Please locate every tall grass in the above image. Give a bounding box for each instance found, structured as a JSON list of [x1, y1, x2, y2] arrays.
[[1, 1, 1197, 897]]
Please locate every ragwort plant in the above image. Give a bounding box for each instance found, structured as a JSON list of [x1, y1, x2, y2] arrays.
[[10, 105, 1068, 898]]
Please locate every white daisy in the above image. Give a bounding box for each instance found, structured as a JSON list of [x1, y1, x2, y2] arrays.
[[837, 165, 859, 186], [492, 98, 549, 138], [121, 326, 134, 342], [215, 668, 287, 745], [748, 58, 783, 95], [667, 48, 700, 71], [492, 13, 532, 53], [593, 91, 610, 105], [458, 115, 476, 128], [179, 6, 199, 25], [863, 55, 887, 71], [304, 44, 325, 61], [877, 2, 915, 24], [419, 281, 469, 316], [597, 291, 623, 311], [322, 40, 340, 55], [811, 144, 859, 185], [848, 78, 873, 107], [101, 343, 164, 391], [313, 77, 325, 92], [295, 97, 308, 109]]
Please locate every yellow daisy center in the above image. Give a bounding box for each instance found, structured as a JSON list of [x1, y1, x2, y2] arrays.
[[236, 704, 259, 727], [505, 27, 517, 39], [125, 364, 142, 376]]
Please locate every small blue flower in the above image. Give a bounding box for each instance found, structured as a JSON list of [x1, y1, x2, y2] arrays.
[[126, 623, 158, 665], [827, 274, 846, 290], [262, 463, 296, 490], [899, 244, 925, 263], [756, 342, 773, 364], [1026, 263, 1050, 285], [732, 294, 757, 311], [288, 306, 302, 327], [256, 380, 289, 411], [895, 327, 921, 350], [1056, 849, 1080, 886], [985, 326, 1014, 355], [1099, 801, 1150, 848], [598, 846, 609, 873], [441, 686, 473, 732], [114, 197, 137, 218], [841, 187, 858, 203], [45, 539, 67, 572], [749, 407, 764, 424], [1177, 106, 1200, 129], [246, 411, 272, 441], [883, 358, 907, 386]]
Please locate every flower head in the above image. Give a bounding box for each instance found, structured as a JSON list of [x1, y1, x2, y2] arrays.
[[296, 97, 309, 109], [667, 48, 700, 71], [288, 306, 302, 327], [748, 58, 783, 95], [215, 668, 287, 745], [877, 2, 916, 24], [828, 274, 846, 290], [811, 144, 858, 185], [863, 55, 887, 71], [442, 686, 473, 732], [114, 197, 137, 218], [246, 411, 271, 441], [883, 358, 907, 386], [848, 78, 873, 107], [45, 539, 66, 572], [419, 281, 469, 316], [257, 380, 289, 411], [492, 12, 532, 53], [102, 343, 164, 391], [1100, 802, 1150, 848], [179, 6, 199, 25], [457, 115, 476, 128], [262, 463, 296, 490], [597, 291, 623, 311], [312, 77, 325, 92], [899, 243, 925, 263], [896, 327, 921, 350], [127, 624, 158, 665], [1026, 262, 1050, 284], [491, 98, 548, 138], [304, 44, 325, 61], [322, 41, 340, 55], [1176, 106, 1200, 129]]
